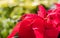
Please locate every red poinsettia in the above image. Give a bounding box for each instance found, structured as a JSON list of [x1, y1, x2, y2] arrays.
[[7, 3, 60, 38]]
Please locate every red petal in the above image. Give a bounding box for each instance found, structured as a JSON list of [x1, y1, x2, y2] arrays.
[[7, 22, 21, 38], [55, 3, 60, 8], [19, 14, 38, 38], [45, 23, 59, 38], [32, 17, 45, 38], [38, 5, 47, 18]]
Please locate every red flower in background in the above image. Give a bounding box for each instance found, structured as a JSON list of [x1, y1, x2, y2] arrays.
[[7, 3, 60, 38]]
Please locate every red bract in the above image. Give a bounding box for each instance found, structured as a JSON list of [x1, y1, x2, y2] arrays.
[[38, 5, 47, 18], [55, 3, 60, 8], [47, 13, 60, 31], [7, 3, 60, 38]]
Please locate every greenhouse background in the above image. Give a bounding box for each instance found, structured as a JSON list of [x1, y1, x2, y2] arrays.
[[0, 0, 59, 38]]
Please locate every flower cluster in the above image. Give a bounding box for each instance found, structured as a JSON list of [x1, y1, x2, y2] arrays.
[[7, 3, 60, 38]]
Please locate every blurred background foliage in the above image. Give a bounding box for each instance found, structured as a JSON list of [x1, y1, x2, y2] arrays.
[[0, 0, 59, 38]]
